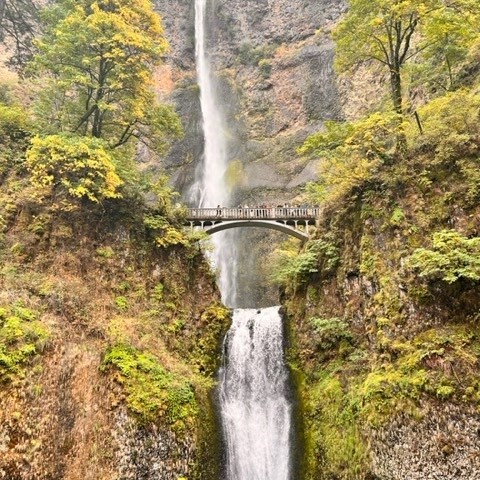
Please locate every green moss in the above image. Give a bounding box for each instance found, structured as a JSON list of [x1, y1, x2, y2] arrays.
[[102, 344, 198, 430], [303, 371, 368, 480], [0, 304, 49, 382]]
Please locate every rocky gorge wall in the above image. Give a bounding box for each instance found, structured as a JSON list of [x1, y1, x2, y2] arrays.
[[152, 0, 348, 307], [154, 0, 346, 205], [0, 196, 229, 479], [284, 184, 480, 479]]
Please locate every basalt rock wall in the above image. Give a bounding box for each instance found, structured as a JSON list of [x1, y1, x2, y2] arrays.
[[154, 0, 346, 204]]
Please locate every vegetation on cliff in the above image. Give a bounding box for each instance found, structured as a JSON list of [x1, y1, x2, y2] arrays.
[[279, 1, 480, 478], [0, 1, 227, 478]]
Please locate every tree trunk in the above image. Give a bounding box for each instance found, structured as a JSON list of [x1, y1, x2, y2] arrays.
[[390, 67, 407, 156], [0, 0, 7, 37], [390, 67, 403, 115]]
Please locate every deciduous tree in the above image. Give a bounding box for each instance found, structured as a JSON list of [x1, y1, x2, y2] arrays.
[[33, 0, 181, 151], [0, 0, 40, 70], [334, 0, 480, 114]]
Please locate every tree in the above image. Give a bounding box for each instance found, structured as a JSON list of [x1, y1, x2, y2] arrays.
[[32, 0, 181, 151], [418, 2, 480, 91], [299, 112, 402, 203], [0, 0, 40, 70], [334, 0, 480, 114]]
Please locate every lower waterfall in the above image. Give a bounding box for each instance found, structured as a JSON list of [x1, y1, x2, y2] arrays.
[[218, 307, 293, 480]]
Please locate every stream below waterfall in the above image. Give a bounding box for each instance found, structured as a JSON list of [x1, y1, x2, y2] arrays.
[[192, 1, 295, 479]]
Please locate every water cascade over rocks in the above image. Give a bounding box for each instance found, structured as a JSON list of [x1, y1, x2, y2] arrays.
[[192, 1, 294, 479], [219, 308, 292, 480]]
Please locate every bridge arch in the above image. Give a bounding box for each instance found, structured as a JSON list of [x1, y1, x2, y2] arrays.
[[203, 220, 309, 241]]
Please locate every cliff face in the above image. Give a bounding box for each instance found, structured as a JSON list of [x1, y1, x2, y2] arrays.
[[154, 0, 346, 204], [0, 195, 228, 479], [152, 0, 348, 308], [284, 159, 480, 478]]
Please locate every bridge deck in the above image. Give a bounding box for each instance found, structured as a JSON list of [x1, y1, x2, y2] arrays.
[[186, 207, 320, 222]]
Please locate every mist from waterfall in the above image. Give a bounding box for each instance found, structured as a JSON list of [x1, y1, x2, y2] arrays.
[[192, 2, 293, 479]]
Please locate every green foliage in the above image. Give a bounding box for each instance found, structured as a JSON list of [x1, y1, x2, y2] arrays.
[[0, 104, 31, 175], [95, 246, 115, 259], [409, 89, 480, 161], [355, 324, 480, 422], [26, 134, 123, 204], [334, 0, 480, 112], [413, 2, 480, 91], [270, 241, 317, 287], [237, 42, 271, 66], [32, 0, 182, 150], [408, 230, 480, 283], [0, 305, 49, 382], [300, 113, 402, 204], [102, 344, 198, 428], [114, 296, 129, 312], [258, 59, 272, 78], [309, 317, 352, 350], [389, 206, 406, 227], [144, 214, 189, 248], [193, 303, 231, 375], [270, 238, 340, 288]]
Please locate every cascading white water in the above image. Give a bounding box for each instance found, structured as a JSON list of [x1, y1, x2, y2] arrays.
[[192, 2, 293, 479], [191, 0, 238, 306], [219, 307, 292, 480]]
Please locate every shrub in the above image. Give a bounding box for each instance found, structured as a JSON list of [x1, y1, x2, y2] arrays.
[[409, 90, 480, 162], [270, 238, 339, 287], [309, 317, 352, 350], [26, 134, 123, 203], [0, 104, 31, 175], [0, 305, 49, 382], [300, 112, 403, 204], [408, 230, 480, 283]]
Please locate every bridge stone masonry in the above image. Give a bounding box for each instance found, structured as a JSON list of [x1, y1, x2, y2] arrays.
[[185, 207, 321, 240]]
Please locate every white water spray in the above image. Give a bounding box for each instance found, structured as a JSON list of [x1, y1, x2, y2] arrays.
[[193, 2, 293, 479]]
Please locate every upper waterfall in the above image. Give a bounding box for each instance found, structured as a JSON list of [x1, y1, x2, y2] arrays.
[[191, 0, 239, 307]]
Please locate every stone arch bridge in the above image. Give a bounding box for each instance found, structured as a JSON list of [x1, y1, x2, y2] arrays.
[[185, 207, 321, 241]]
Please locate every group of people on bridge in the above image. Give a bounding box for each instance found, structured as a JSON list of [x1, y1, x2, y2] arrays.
[[187, 205, 320, 220]]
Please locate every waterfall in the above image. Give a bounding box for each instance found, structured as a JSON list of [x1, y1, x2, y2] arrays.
[[191, 0, 238, 306], [219, 308, 292, 480], [192, 2, 293, 479]]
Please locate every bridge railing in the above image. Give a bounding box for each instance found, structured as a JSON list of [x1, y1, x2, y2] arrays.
[[186, 207, 321, 220]]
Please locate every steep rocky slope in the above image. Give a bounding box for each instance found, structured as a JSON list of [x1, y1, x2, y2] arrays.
[[0, 178, 229, 479], [283, 95, 480, 478]]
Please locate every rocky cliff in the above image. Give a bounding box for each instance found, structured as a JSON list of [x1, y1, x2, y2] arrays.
[[154, 0, 346, 205], [282, 113, 480, 478], [0, 187, 229, 479]]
